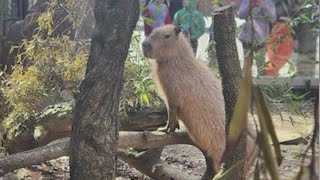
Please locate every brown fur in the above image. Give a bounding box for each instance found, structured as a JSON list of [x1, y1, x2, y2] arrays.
[[142, 25, 226, 169]]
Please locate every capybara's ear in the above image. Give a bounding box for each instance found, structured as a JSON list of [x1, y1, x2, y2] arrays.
[[174, 25, 181, 36]]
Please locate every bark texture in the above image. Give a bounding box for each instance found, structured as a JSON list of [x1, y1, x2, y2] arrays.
[[213, 5, 247, 180], [213, 6, 242, 126], [69, 0, 139, 179]]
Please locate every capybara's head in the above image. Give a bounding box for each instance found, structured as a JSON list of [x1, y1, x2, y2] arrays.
[[142, 25, 194, 61]]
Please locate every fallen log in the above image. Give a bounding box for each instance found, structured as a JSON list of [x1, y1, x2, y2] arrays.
[[4, 101, 167, 153], [0, 131, 195, 178], [1, 101, 211, 179], [118, 131, 192, 149], [4, 101, 74, 154]]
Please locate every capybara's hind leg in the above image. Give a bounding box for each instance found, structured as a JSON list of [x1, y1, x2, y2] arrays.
[[201, 151, 217, 180], [158, 106, 180, 133]]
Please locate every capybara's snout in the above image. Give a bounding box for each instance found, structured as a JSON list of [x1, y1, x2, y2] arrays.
[[142, 40, 152, 58]]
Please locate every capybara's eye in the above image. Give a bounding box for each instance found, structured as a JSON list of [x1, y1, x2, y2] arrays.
[[164, 33, 171, 39]]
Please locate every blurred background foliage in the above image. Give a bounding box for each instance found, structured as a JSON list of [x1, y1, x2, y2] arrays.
[[0, 0, 163, 141]]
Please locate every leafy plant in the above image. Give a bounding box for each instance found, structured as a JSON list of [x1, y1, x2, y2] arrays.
[[290, 0, 319, 29], [121, 32, 162, 113], [261, 79, 312, 120], [2, 24, 88, 132]]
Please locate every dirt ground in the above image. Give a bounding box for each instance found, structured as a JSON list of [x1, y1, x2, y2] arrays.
[[2, 111, 317, 180], [2, 144, 313, 180]]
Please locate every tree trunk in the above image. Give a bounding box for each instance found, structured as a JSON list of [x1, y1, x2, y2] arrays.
[[213, 5, 247, 180], [213, 6, 242, 126], [0, 0, 5, 70], [69, 0, 139, 179]]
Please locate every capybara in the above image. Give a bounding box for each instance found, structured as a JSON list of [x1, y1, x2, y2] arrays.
[[142, 24, 226, 170]]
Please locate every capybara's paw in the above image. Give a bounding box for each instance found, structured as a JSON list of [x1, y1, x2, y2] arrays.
[[157, 126, 169, 133], [157, 122, 178, 133], [158, 120, 179, 133], [168, 121, 179, 132]]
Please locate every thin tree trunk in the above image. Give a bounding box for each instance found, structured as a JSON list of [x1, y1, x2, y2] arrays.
[[0, 0, 7, 68], [0, 0, 4, 37], [69, 0, 139, 179], [213, 5, 247, 180]]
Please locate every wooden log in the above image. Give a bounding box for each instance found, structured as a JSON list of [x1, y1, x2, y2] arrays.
[[0, 138, 69, 176], [4, 101, 74, 154], [119, 108, 167, 131], [0, 130, 194, 177], [118, 131, 192, 149], [4, 101, 167, 154]]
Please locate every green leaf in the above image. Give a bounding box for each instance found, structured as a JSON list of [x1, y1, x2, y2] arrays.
[[300, 14, 311, 23], [255, 87, 280, 180], [141, 93, 150, 106], [255, 86, 283, 165], [256, 131, 280, 180]]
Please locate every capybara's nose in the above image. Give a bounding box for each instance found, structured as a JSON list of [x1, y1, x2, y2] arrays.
[[142, 41, 151, 51]]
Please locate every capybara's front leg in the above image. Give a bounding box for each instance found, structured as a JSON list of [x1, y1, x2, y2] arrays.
[[158, 106, 179, 133]]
